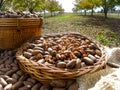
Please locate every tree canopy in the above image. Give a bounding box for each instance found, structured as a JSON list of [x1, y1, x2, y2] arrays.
[[10, 0, 45, 13], [0, 0, 8, 11], [74, 0, 120, 18], [45, 0, 63, 16], [0, 0, 63, 15], [73, 0, 102, 15], [74, 0, 102, 10]]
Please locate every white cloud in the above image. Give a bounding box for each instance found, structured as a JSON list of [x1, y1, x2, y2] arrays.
[[56, 0, 75, 12]]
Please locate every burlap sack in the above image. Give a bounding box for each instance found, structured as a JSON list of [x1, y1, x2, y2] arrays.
[[77, 47, 120, 90]]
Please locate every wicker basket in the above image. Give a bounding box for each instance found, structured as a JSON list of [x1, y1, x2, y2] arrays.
[[0, 18, 43, 50], [16, 33, 107, 82]]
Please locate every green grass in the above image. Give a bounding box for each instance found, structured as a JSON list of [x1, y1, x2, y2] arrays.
[[107, 13, 120, 18], [43, 13, 120, 47], [47, 13, 76, 20]]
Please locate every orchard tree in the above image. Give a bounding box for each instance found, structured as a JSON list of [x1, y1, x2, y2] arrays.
[[74, 0, 120, 18], [74, 0, 89, 15], [73, 0, 81, 14], [11, 0, 45, 13], [89, 0, 102, 16], [117, 1, 120, 16], [55, 4, 63, 14], [40, 0, 47, 16], [0, 0, 12, 11], [46, 0, 62, 16], [102, 0, 118, 19], [0, 0, 6, 11], [74, 0, 102, 16], [73, 0, 88, 15], [79, 0, 93, 15]]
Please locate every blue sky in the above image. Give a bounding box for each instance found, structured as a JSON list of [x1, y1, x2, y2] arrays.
[[56, 0, 75, 12]]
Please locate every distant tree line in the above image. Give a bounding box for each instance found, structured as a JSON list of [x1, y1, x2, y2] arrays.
[[0, 0, 64, 16], [73, 0, 120, 18]]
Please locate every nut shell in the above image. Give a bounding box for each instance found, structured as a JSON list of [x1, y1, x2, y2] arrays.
[[83, 57, 94, 65], [66, 60, 76, 69], [57, 62, 66, 68]]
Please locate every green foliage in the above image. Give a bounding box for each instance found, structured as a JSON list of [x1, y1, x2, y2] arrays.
[[0, 0, 8, 11], [102, 0, 118, 9], [73, 0, 102, 15], [49, 14, 73, 20], [11, 0, 45, 13], [74, 0, 120, 18], [1, 0, 46, 13], [74, 0, 102, 10], [45, 0, 63, 16], [96, 35, 111, 45], [1, 0, 63, 15], [96, 32, 119, 46], [44, 13, 120, 47], [101, 0, 120, 18]]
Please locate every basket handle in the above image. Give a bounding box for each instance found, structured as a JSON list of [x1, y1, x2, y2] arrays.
[[17, 19, 21, 32]]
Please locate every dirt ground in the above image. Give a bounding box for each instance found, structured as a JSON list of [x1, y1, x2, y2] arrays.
[[42, 14, 120, 47]]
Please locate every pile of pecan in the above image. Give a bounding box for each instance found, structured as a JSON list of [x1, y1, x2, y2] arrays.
[[23, 33, 102, 69]]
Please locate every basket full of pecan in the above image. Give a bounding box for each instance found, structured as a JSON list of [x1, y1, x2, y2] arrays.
[[16, 32, 107, 82]]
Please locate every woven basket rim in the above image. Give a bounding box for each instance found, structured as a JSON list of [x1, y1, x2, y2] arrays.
[[16, 32, 107, 81], [0, 17, 43, 27], [0, 18, 42, 19]]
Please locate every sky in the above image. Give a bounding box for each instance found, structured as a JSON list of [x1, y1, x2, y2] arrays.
[[56, 0, 75, 12]]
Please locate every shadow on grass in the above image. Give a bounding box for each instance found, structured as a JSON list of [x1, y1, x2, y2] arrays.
[[72, 14, 120, 46], [43, 14, 120, 46], [83, 15, 120, 34], [83, 15, 120, 46]]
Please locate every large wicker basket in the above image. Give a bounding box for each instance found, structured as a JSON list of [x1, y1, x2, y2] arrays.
[[16, 33, 107, 82], [0, 18, 43, 50]]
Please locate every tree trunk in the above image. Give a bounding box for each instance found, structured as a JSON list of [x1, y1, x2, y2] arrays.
[[104, 0, 108, 19], [118, 10, 120, 17], [0, 0, 4, 11], [91, 8, 94, 16], [50, 11, 53, 16], [80, 10, 82, 15], [104, 9, 108, 19], [43, 9, 46, 17], [84, 9, 86, 16], [54, 12, 55, 16], [29, 8, 34, 13], [0, 4, 2, 11]]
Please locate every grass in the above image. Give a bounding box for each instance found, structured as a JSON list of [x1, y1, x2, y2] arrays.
[[42, 13, 120, 47], [47, 13, 74, 20], [107, 13, 120, 18]]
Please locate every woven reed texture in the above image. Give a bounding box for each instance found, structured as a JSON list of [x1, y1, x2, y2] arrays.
[[0, 18, 43, 50], [16, 33, 107, 82]]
